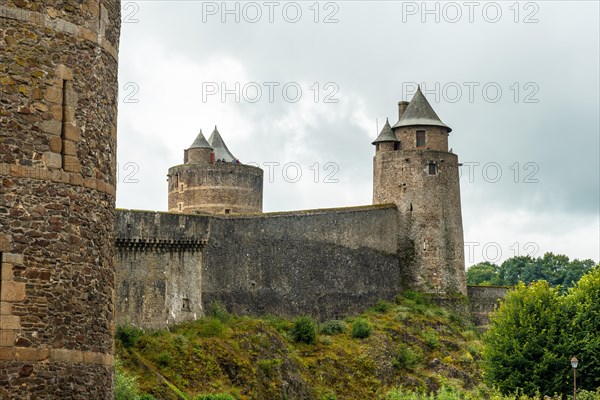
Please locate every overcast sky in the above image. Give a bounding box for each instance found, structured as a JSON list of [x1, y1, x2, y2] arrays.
[[115, 1, 599, 266]]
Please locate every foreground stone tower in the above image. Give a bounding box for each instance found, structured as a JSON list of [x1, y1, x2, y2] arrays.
[[168, 127, 263, 214], [0, 1, 120, 398], [373, 88, 466, 295]]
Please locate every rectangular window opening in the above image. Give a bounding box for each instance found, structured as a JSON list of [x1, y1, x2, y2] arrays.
[[224, 209, 231, 214], [428, 163, 437, 175], [416, 130, 426, 148], [182, 298, 190, 312], [393, 142, 400, 151]]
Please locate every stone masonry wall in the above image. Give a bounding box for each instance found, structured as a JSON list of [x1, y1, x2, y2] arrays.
[[115, 211, 209, 330], [467, 285, 510, 329], [0, 0, 120, 398], [115, 205, 404, 328], [373, 134, 466, 295], [168, 163, 263, 214], [202, 205, 403, 320]]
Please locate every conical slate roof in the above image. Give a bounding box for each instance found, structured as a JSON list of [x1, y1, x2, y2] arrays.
[[189, 129, 212, 149], [372, 118, 399, 144], [392, 86, 451, 132], [208, 126, 236, 162]]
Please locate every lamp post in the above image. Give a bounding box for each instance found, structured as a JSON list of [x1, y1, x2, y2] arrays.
[[571, 356, 578, 400]]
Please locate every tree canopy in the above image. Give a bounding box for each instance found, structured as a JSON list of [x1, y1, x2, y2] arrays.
[[483, 267, 600, 396], [467, 253, 596, 291]]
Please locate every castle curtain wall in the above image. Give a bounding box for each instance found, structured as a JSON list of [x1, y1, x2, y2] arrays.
[[115, 205, 404, 328], [202, 205, 403, 320]]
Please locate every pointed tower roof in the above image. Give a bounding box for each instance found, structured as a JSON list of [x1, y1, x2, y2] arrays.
[[392, 86, 452, 132], [189, 129, 212, 149], [208, 126, 236, 162], [372, 118, 399, 145]]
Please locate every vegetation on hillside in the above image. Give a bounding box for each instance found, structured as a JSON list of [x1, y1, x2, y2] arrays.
[[466, 253, 596, 291], [115, 266, 600, 400], [116, 292, 490, 399]]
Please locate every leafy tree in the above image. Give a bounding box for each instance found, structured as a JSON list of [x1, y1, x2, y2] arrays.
[[483, 281, 569, 396], [469, 253, 595, 291], [483, 267, 600, 396], [466, 262, 500, 285], [566, 266, 600, 390]]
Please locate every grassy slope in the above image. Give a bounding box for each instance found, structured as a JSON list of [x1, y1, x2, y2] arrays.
[[116, 293, 485, 400]]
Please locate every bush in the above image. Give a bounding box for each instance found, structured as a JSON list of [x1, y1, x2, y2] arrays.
[[576, 389, 600, 400], [422, 330, 439, 348], [394, 344, 421, 370], [116, 325, 143, 348], [207, 301, 231, 324], [194, 394, 236, 400], [401, 290, 429, 305], [139, 395, 157, 400], [320, 320, 346, 335], [197, 318, 225, 338], [114, 358, 140, 400], [155, 351, 172, 367], [291, 316, 317, 344], [373, 300, 392, 313], [257, 358, 282, 378], [351, 318, 372, 339]]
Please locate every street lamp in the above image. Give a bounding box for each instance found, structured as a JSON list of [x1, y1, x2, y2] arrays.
[[571, 356, 578, 400]]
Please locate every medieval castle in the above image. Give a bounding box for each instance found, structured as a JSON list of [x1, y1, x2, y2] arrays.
[[0, 1, 506, 398]]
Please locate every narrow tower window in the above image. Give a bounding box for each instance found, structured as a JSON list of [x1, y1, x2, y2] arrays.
[[0, 252, 3, 300], [60, 80, 68, 168], [393, 142, 400, 150], [416, 130, 425, 148]]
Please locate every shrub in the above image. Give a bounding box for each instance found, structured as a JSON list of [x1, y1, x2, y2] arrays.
[[394, 344, 421, 370], [194, 394, 236, 400], [197, 318, 225, 338], [320, 320, 346, 335], [207, 301, 231, 324], [116, 325, 143, 348], [321, 393, 337, 400], [291, 316, 318, 344], [373, 300, 392, 313], [257, 358, 282, 378], [139, 395, 157, 400], [351, 318, 372, 339], [402, 290, 429, 305], [422, 330, 439, 348], [114, 358, 140, 400], [155, 351, 172, 367]]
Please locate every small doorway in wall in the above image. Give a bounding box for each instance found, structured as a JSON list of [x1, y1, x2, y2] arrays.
[[182, 298, 190, 312]]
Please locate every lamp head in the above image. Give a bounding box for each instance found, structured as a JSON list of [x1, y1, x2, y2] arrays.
[[571, 356, 579, 369]]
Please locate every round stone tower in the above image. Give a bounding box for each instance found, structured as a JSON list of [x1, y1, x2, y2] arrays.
[[373, 87, 466, 295], [168, 127, 263, 214], [0, 1, 120, 398]]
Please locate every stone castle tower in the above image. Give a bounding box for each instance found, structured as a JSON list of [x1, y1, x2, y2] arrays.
[[168, 127, 263, 214], [373, 88, 467, 295], [0, 1, 120, 398]]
